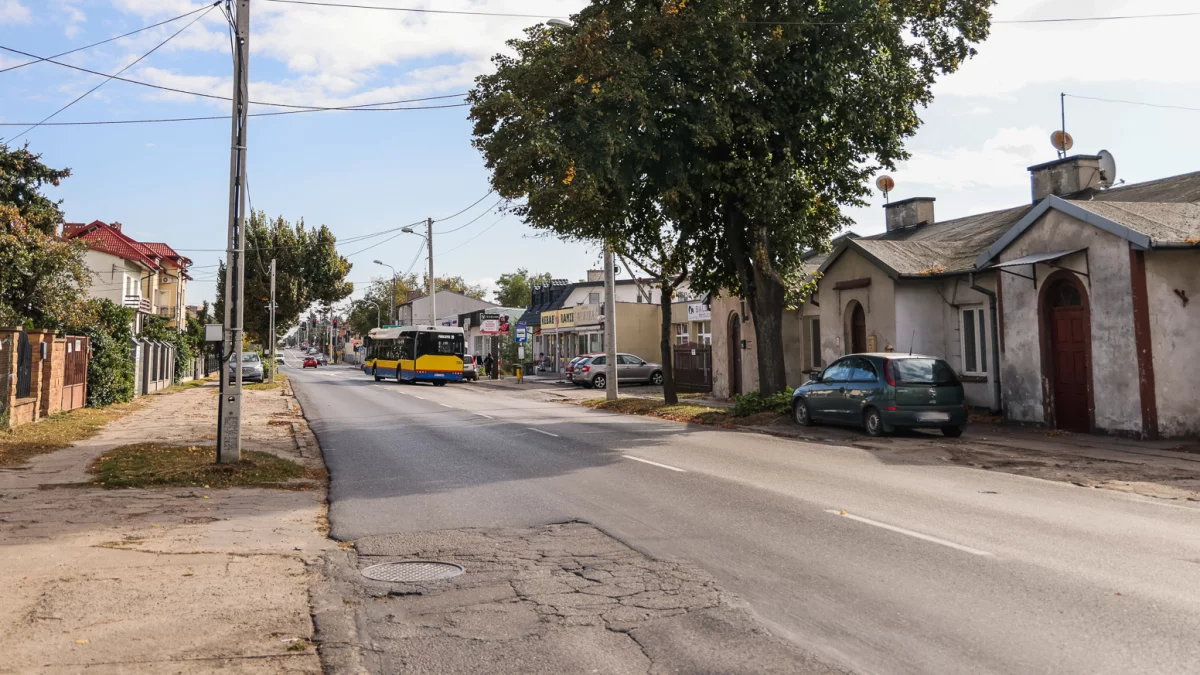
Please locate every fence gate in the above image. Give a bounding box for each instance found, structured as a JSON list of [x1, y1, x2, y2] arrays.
[[15, 330, 32, 399], [61, 336, 89, 411], [673, 344, 713, 393]]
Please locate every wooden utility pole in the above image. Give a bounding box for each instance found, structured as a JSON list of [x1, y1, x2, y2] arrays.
[[217, 0, 250, 464]]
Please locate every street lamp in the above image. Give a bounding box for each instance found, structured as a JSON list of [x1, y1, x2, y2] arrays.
[[360, 300, 381, 328], [546, 18, 572, 27], [373, 260, 396, 325], [401, 220, 436, 326]]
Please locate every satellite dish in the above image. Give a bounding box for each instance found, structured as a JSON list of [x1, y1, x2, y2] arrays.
[[1051, 130, 1074, 153], [875, 175, 894, 199], [1097, 149, 1117, 188]]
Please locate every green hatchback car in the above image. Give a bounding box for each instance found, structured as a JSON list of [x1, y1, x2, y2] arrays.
[[792, 353, 968, 437]]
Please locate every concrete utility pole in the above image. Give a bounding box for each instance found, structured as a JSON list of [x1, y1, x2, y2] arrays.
[[217, 0, 250, 464], [603, 246, 618, 401], [268, 258, 276, 384], [426, 217, 436, 325]]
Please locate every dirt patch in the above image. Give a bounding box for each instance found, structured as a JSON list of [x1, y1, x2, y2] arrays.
[[0, 399, 149, 467], [579, 398, 734, 427], [89, 442, 319, 489]]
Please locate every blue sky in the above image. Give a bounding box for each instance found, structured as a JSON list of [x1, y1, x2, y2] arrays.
[[3, 0, 1199, 307]]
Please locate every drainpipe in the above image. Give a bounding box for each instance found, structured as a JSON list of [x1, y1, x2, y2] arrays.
[[969, 273, 1003, 415]]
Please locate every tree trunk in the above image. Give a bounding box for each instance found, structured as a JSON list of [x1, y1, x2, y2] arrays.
[[750, 261, 788, 396], [659, 280, 678, 405]]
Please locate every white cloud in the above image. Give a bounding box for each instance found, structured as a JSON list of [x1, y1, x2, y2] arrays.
[[936, 0, 1200, 97], [0, 0, 31, 23], [891, 127, 1050, 190]]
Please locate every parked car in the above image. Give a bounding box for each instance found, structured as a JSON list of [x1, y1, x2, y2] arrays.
[[462, 354, 480, 381], [574, 353, 664, 389], [565, 353, 600, 383], [230, 352, 265, 383], [303, 357, 318, 369], [791, 353, 967, 437]]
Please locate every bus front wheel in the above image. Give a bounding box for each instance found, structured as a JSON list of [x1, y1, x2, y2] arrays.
[[372, 367, 381, 382]]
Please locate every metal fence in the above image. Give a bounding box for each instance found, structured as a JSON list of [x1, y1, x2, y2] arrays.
[[15, 330, 32, 399], [673, 344, 713, 393]]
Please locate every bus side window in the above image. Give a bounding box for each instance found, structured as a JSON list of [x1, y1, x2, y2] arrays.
[[400, 334, 414, 361]]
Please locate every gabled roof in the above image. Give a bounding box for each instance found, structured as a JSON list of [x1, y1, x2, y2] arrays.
[[67, 221, 161, 271]]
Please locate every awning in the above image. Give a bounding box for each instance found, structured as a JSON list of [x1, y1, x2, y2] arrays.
[[989, 249, 1083, 269]]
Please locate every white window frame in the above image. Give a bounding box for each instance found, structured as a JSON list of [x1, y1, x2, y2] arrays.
[[674, 323, 689, 345], [695, 320, 712, 345], [960, 306, 988, 376]]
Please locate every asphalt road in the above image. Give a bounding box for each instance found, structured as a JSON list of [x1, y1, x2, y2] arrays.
[[285, 352, 1200, 675]]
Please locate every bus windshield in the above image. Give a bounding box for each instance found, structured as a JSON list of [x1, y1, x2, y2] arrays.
[[418, 331, 463, 357]]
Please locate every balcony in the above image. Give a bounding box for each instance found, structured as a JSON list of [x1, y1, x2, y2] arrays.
[[157, 307, 178, 319], [124, 295, 152, 314]]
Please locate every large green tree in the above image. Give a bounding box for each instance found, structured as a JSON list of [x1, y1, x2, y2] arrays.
[[215, 211, 354, 345], [471, 0, 992, 395], [1, 208, 88, 330], [494, 268, 553, 307], [0, 143, 71, 235]]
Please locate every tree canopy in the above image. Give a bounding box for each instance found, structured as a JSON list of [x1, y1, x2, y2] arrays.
[[494, 268, 553, 307], [215, 211, 354, 345], [470, 0, 992, 394], [0, 143, 71, 235]]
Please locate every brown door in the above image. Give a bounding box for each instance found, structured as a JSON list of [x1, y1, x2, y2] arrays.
[[728, 313, 742, 396], [850, 303, 866, 353], [1047, 280, 1090, 432]]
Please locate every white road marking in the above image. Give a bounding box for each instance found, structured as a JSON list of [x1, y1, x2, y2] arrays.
[[528, 428, 559, 438], [413, 395, 426, 400], [825, 510, 993, 557], [623, 455, 687, 472], [475, 413, 494, 419], [437, 403, 452, 408]]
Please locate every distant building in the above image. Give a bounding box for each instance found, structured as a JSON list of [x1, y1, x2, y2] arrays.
[[63, 220, 192, 332]]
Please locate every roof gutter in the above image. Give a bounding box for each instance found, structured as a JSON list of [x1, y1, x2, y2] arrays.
[[1150, 241, 1200, 249], [968, 272, 1003, 415]]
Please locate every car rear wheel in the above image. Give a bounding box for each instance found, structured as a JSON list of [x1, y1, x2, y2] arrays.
[[941, 425, 964, 438], [792, 398, 812, 426], [864, 407, 886, 437], [592, 374, 606, 390], [649, 371, 664, 386]]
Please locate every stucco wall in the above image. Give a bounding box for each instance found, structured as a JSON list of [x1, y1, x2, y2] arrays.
[[1144, 249, 1200, 437], [896, 276, 1000, 409], [997, 209, 1141, 433], [817, 249, 896, 365], [709, 294, 806, 399], [84, 250, 141, 305]]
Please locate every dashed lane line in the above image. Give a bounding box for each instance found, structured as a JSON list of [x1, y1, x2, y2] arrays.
[[623, 455, 687, 472], [528, 428, 559, 438], [825, 510, 993, 557]]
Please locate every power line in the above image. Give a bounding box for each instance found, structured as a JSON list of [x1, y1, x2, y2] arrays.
[[0, 3, 218, 75], [262, 0, 1200, 25], [432, 190, 494, 223], [264, 0, 561, 19], [3, 4, 219, 143], [438, 214, 508, 256], [1064, 93, 1200, 113], [435, 199, 503, 234], [0, 41, 470, 112], [0, 100, 470, 127]]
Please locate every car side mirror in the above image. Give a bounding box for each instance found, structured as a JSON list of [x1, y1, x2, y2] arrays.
[[808, 372, 820, 383]]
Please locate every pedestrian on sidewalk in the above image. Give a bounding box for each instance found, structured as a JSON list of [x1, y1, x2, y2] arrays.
[[484, 353, 495, 378]]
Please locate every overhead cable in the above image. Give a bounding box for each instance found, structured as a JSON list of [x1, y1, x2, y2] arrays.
[[0, 2, 219, 74], [3, 3, 219, 143], [1064, 93, 1200, 113], [0, 100, 469, 127], [432, 190, 494, 223], [436, 199, 503, 235]]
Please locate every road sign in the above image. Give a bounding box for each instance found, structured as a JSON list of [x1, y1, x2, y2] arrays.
[[515, 321, 528, 343]]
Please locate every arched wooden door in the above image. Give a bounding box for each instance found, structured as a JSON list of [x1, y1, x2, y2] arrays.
[[849, 302, 867, 353], [728, 313, 743, 396], [1043, 276, 1092, 432]]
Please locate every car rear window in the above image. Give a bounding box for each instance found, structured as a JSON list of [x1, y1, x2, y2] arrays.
[[893, 358, 959, 385]]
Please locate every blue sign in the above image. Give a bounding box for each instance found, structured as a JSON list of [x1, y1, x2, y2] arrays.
[[514, 321, 529, 343]]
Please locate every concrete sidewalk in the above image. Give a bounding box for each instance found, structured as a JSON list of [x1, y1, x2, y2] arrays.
[[0, 380, 334, 673]]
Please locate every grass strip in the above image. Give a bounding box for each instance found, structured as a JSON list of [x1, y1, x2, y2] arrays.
[[579, 397, 735, 427], [90, 442, 317, 489], [0, 399, 148, 467]]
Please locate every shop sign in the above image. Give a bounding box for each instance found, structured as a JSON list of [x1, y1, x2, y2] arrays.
[[688, 302, 712, 322], [574, 304, 601, 326], [557, 309, 575, 328], [541, 311, 558, 328]]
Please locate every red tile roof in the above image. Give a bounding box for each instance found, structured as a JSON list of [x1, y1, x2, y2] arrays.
[[65, 221, 161, 271]]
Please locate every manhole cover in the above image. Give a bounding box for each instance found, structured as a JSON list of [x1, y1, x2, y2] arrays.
[[360, 561, 464, 583]]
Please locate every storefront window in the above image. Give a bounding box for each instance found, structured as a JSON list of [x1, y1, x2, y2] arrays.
[[674, 323, 689, 345]]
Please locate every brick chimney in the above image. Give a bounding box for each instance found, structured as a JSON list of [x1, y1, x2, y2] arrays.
[[883, 197, 935, 232], [1028, 155, 1102, 202]]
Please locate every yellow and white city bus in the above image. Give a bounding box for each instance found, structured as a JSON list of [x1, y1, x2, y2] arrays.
[[363, 326, 465, 385]]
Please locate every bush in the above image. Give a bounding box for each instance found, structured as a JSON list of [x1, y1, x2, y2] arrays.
[[732, 387, 794, 417], [68, 299, 136, 407]]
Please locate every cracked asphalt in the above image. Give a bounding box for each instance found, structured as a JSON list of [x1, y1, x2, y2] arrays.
[[290, 356, 1200, 675]]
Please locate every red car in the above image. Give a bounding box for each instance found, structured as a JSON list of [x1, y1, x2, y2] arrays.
[[303, 357, 318, 369]]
